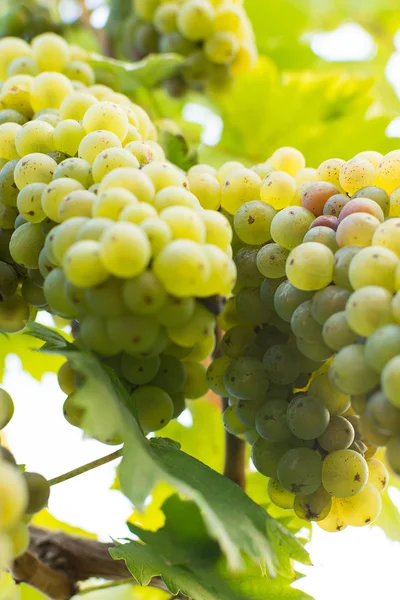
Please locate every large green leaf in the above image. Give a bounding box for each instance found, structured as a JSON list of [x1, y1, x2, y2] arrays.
[[26, 323, 309, 578], [89, 53, 185, 94]]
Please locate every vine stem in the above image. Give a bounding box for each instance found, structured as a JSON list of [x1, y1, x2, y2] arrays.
[[77, 578, 134, 595], [48, 449, 122, 487]]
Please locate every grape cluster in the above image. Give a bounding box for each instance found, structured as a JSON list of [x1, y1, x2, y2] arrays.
[[0, 388, 50, 570], [0, 0, 59, 41], [206, 147, 400, 531], [0, 34, 236, 439], [121, 0, 257, 95]]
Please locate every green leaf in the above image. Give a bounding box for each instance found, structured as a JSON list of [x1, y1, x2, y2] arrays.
[[89, 53, 185, 94], [25, 321, 70, 348], [0, 330, 64, 381], [373, 488, 400, 541], [158, 130, 198, 171]]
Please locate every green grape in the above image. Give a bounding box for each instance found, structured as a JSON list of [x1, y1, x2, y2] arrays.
[[149, 354, 186, 395], [131, 385, 174, 433], [260, 277, 286, 310], [365, 391, 400, 435], [134, 0, 159, 21], [187, 171, 220, 210], [273, 281, 313, 323], [14, 214, 27, 228], [21, 279, 46, 307], [136, 327, 169, 359], [346, 286, 393, 337], [291, 300, 324, 343], [277, 448, 322, 496], [301, 181, 339, 216], [164, 341, 192, 360], [92, 147, 139, 184], [0, 109, 27, 125], [167, 304, 214, 348], [223, 357, 269, 400], [329, 345, 379, 395], [308, 372, 350, 415], [160, 206, 205, 243], [38, 247, 55, 279], [205, 31, 239, 64], [43, 268, 77, 318], [296, 335, 333, 362], [120, 353, 160, 386], [386, 436, 400, 474], [79, 314, 122, 356], [220, 168, 261, 215], [63, 61, 95, 86], [364, 324, 400, 373], [139, 217, 172, 257], [220, 324, 258, 359], [153, 240, 209, 297], [206, 356, 231, 396], [63, 394, 85, 428], [255, 399, 291, 442], [0, 122, 20, 160], [367, 458, 389, 493], [9, 223, 44, 269], [286, 242, 334, 291], [182, 51, 211, 86], [14, 152, 57, 189], [57, 362, 77, 396], [82, 101, 128, 142], [156, 295, 195, 328], [294, 486, 332, 522], [120, 204, 157, 227], [108, 313, 160, 356], [322, 311, 357, 351], [255, 325, 288, 355], [337, 213, 380, 247], [15, 120, 55, 156], [154, 3, 179, 34], [336, 484, 382, 527], [270, 206, 315, 250], [122, 271, 166, 315], [53, 158, 93, 188], [260, 171, 296, 210], [317, 416, 355, 452], [236, 399, 263, 427], [141, 162, 187, 194], [59, 91, 97, 121], [0, 202, 18, 229], [223, 404, 248, 435], [372, 218, 400, 258], [0, 462, 28, 528], [0, 261, 18, 301], [32, 32, 69, 71], [64, 240, 108, 288], [286, 395, 330, 440], [78, 130, 122, 164], [352, 185, 390, 217], [322, 449, 368, 497], [53, 119, 85, 157], [262, 344, 301, 385], [251, 438, 291, 477], [0, 389, 14, 430], [9, 521, 30, 558], [99, 222, 151, 279], [318, 499, 347, 532], [233, 201, 275, 246], [244, 428, 259, 444], [51, 217, 87, 264], [177, 0, 215, 41], [171, 391, 186, 419], [16, 182, 46, 223], [359, 412, 391, 447], [323, 193, 349, 217], [0, 159, 19, 206], [268, 478, 294, 509], [77, 218, 114, 242], [85, 278, 125, 318], [183, 361, 208, 399], [382, 356, 400, 408], [256, 243, 289, 279], [311, 285, 351, 325], [23, 472, 50, 515], [348, 245, 399, 292], [333, 246, 361, 290], [303, 225, 338, 253], [235, 287, 272, 324], [235, 246, 264, 287], [393, 292, 400, 324], [42, 177, 84, 224], [347, 414, 362, 438], [267, 383, 291, 401]]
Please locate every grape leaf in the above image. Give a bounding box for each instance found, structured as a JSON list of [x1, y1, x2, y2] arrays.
[[89, 53, 185, 94], [158, 129, 198, 171], [0, 331, 64, 381], [26, 323, 309, 576]]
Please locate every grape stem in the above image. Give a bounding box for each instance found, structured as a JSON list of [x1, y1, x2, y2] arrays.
[[78, 578, 135, 595], [48, 449, 122, 487], [213, 324, 246, 490]]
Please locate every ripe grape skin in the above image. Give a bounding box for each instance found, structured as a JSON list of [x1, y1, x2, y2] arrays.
[[270, 206, 315, 250], [294, 486, 332, 522], [234, 201, 275, 245], [53, 157, 94, 188], [14, 153, 57, 189], [323, 193, 349, 217], [336, 483, 382, 527], [220, 168, 261, 214], [235, 287, 272, 325], [85, 278, 125, 318], [262, 344, 301, 385], [130, 385, 174, 434], [59, 190, 95, 221], [336, 213, 380, 247], [223, 356, 269, 401], [318, 499, 347, 532], [9, 223, 44, 269], [268, 478, 295, 509], [367, 458, 389, 493], [322, 449, 368, 497], [333, 246, 361, 290], [256, 243, 289, 279], [273, 281, 313, 322], [286, 395, 330, 440], [255, 399, 292, 442], [277, 447, 322, 496], [183, 361, 208, 399], [339, 158, 375, 195], [322, 311, 357, 351], [260, 171, 296, 210], [309, 372, 350, 415], [382, 356, 400, 408], [236, 399, 263, 428], [206, 356, 231, 396], [99, 222, 151, 279], [286, 242, 334, 291], [0, 261, 18, 301], [23, 472, 50, 515], [345, 285, 393, 337], [153, 240, 209, 297], [303, 225, 338, 253], [317, 416, 355, 452], [311, 285, 350, 325], [330, 344, 379, 395], [372, 218, 400, 258], [348, 245, 399, 292], [291, 300, 324, 344], [0, 462, 28, 528], [364, 324, 400, 373], [223, 404, 248, 436], [301, 181, 339, 216], [42, 177, 84, 223], [352, 185, 390, 217], [251, 438, 291, 478], [17, 182, 46, 223], [0, 389, 14, 430]]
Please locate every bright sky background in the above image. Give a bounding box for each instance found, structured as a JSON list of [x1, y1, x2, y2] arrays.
[[3, 10, 400, 600]]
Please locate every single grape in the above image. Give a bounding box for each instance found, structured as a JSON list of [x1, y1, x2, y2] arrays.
[[322, 311, 357, 351], [345, 286, 393, 337], [122, 271, 166, 316], [0, 462, 28, 528], [236, 399, 263, 428], [206, 357, 231, 396], [322, 449, 368, 497], [352, 185, 390, 216], [301, 182, 339, 216], [317, 416, 355, 452], [318, 499, 347, 532], [268, 478, 295, 509], [311, 285, 350, 325], [291, 300, 324, 344], [294, 486, 332, 522], [339, 158, 375, 196], [251, 438, 291, 478], [85, 278, 126, 318], [323, 193, 349, 217], [270, 206, 315, 250], [57, 362, 77, 396], [286, 242, 334, 291], [349, 246, 399, 292], [382, 356, 400, 408], [308, 372, 350, 415], [0, 294, 30, 333], [263, 344, 301, 385], [23, 472, 50, 515], [130, 386, 174, 433], [0, 389, 14, 430], [336, 483, 382, 526], [223, 404, 248, 436], [277, 448, 322, 496], [286, 395, 330, 440], [333, 246, 361, 290], [149, 354, 186, 395], [364, 324, 400, 373], [255, 399, 292, 442], [234, 201, 275, 245], [336, 213, 380, 247], [223, 357, 269, 400], [329, 345, 379, 395], [260, 171, 295, 210], [296, 337, 333, 362], [367, 458, 389, 493], [0, 261, 18, 301], [273, 281, 313, 323]]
